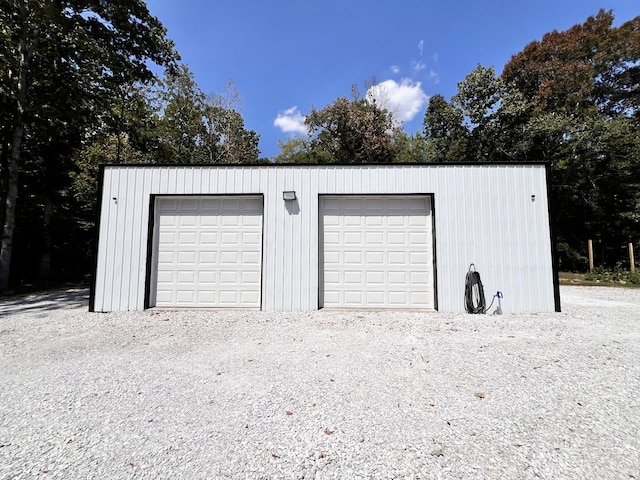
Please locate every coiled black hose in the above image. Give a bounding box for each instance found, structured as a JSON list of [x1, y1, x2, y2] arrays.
[[465, 264, 486, 314]]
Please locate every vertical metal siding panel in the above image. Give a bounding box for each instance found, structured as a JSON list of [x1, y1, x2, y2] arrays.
[[102, 168, 119, 310], [439, 165, 463, 312], [277, 168, 287, 310], [159, 168, 168, 194], [263, 169, 277, 310], [487, 166, 506, 309], [216, 168, 226, 193], [281, 168, 292, 310], [293, 167, 302, 310], [105, 168, 119, 310], [111, 168, 128, 310], [300, 167, 310, 309], [292, 167, 304, 310], [94, 169, 113, 311], [226, 168, 235, 194], [199, 167, 208, 192], [438, 165, 459, 311], [251, 167, 261, 193], [133, 168, 152, 309], [309, 167, 320, 309], [182, 167, 191, 194], [242, 167, 251, 193], [392, 166, 401, 193], [173, 166, 180, 193], [326, 167, 335, 194], [345, 167, 355, 194], [515, 166, 531, 312], [532, 166, 554, 311], [120, 168, 137, 310]]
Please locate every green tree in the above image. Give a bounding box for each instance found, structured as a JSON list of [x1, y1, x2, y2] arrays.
[[422, 94, 468, 162], [273, 137, 312, 164], [203, 105, 260, 164], [500, 10, 640, 268], [305, 97, 399, 163], [154, 65, 207, 163], [451, 65, 505, 162], [0, 0, 178, 288], [502, 9, 640, 117]]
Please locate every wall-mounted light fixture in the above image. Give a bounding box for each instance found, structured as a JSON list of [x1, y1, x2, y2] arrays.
[[283, 191, 297, 201], [531, 194, 536, 202]]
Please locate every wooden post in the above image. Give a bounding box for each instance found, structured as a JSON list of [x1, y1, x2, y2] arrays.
[[630, 243, 636, 273], [588, 239, 594, 273]]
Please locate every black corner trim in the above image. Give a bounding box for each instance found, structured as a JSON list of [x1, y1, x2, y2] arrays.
[[545, 163, 561, 312], [143, 195, 157, 309], [88, 164, 106, 312]]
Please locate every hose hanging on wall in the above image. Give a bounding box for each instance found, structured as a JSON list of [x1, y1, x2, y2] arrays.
[[465, 264, 486, 314]]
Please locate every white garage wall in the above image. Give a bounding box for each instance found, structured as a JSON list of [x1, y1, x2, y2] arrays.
[[91, 164, 558, 313]]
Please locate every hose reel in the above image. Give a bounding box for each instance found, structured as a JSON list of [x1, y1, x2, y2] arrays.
[[464, 264, 486, 314]]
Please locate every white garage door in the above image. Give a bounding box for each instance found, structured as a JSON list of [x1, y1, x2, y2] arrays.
[[320, 196, 434, 310], [152, 196, 262, 308]]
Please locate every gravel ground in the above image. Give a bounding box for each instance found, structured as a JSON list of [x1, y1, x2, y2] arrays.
[[0, 286, 639, 479]]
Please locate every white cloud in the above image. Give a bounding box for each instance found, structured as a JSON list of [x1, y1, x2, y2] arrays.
[[366, 79, 428, 124], [418, 40, 424, 56], [274, 106, 307, 134], [411, 60, 426, 74], [390, 65, 400, 74], [433, 52, 439, 63], [428, 69, 440, 84]]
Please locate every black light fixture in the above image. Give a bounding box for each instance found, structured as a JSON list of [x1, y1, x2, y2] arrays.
[[283, 191, 297, 201]]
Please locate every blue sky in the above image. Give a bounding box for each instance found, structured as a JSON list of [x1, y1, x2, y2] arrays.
[[145, 0, 638, 159]]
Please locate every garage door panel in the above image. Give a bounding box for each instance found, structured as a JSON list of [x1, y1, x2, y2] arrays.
[[388, 272, 407, 284], [365, 216, 383, 227], [365, 232, 384, 244], [388, 252, 407, 265], [388, 232, 406, 245], [198, 271, 216, 282], [388, 291, 408, 305], [176, 290, 195, 304], [344, 252, 363, 264], [343, 216, 363, 227], [366, 291, 385, 305], [344, 291, 364, 304], [154, 196, 262, 308], [344, 271, 363, 284], [200, 216, 219, 227], [366, 271, 384, 284], [156, 290, 173, 303], [410, 251, 430, 265], [320, 196, 434, 310], [387, 216, 406, 227], [179, 215, 197, 227]]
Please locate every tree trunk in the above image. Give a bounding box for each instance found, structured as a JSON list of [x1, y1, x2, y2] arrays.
[[39, 193, 53, 281], [0, 38, 28, 290], [0, 125, 23, 290], [0, 141, 8, 237]]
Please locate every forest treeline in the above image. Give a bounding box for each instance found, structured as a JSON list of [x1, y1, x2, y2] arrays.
[[1, 3, 638, 289]]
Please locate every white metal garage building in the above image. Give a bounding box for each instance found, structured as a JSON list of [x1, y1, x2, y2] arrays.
[[90, 163, 560, 313]]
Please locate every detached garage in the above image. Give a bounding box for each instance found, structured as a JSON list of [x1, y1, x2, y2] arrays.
[[90, 163, 560, 313]]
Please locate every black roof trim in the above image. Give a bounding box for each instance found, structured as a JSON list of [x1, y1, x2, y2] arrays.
[[101, 161, 549, 169]]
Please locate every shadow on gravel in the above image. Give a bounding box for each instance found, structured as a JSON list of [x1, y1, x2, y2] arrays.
[[0, 288, 89, 315]]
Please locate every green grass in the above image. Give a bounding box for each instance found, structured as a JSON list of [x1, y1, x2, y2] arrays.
[[559, 270, 640, 287]]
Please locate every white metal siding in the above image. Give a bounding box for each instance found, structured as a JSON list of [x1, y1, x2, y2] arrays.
[[320, 196, 434, 309], [151, 196, 262, 308], [93, 164, 556, 313]]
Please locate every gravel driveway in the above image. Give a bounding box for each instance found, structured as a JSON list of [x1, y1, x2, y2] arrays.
[[1, 286, 639, 479]]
